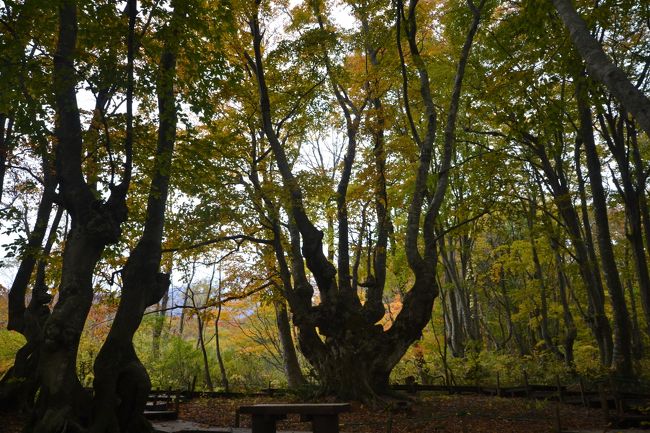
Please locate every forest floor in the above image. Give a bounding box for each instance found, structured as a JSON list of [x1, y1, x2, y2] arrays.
[[2, 394, 643, 432], [178, 393, 636, 433]]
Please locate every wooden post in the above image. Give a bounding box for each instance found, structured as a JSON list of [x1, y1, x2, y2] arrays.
[[523, 370, 530, 398], [579, 376, 587, 407], [496, 372, 502, 397], [598, 382, 609, 424], [609, 376, 624, 418], [553, 401, 562, 433], [386, 412, 393, 433], [555, 374, 564, 403]]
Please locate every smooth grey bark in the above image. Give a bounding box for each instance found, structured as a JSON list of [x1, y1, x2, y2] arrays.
[[576, 74, 634, 377], [597, 109, 650, 337], [526, 133, 613, 366], [0, 114, 13, 201], [526, 201, 564, 360], [439, 237, 467, 357], [214, 281, 229, 393], [628, 123, 650, 274], [549, 237, 577, 367], [552, 0, 650, 136], [7, 149, 56, 333], [623, 239, 644, 359], [274, 300, 306, 388], [152, 290, 169, 357], [196, 311, 214, 392]]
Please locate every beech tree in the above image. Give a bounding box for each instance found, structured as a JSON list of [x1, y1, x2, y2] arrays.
[[240, 0, 486, 399]]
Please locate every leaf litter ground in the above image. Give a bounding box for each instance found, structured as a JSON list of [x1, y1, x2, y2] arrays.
[[179, 393, 620, 432], [1, 393, 634, 432]]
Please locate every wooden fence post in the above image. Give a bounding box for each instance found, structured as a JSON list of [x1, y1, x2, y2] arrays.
[[523, 370, 530, 398], [553, 401, 562, 433], [579, 376, 587, 407], [598, 383, 609, 424], [496, 372, 502, 397]]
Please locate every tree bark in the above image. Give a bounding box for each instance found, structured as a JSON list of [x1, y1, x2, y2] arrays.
[[274, 300, 306, 388], [598, 110, 650, 337], [214, 281, 229, 393], [90, 1, 179, 431], [575, 73, 634, 377], [0, 203, 62, 410], [32, 1, 131, 430], [0, 114, 13, 201], [527, 133, 613, 366], [549, 237, 577, 366], [526, 201, 563, 360], [552, 0, 650, 136]]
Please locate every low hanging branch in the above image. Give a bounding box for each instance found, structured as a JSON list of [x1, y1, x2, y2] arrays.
[[144, 280, 275, 316], [162, 233, 272, 253]]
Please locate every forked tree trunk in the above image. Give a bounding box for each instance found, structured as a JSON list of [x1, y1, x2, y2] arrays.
[[249, 0, 484, 400], [90, 2, 179, 432], [31, 2, 131, 431], [0, 201, 61, 410]]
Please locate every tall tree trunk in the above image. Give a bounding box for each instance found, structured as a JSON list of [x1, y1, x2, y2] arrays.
[[551, 0, 650, 136], [0, 203, 62, 409], [529, 134, 613, 366], [274, 300, 306, 388], [0, 114, 14, 201], [214, 291, 229, 393], [152, 289, 169, 357], [249, 0, 483, 400], [196, 313, 214, 392], [575, 73, 634, 377], [550, 238, 577, 366], [90, 2, 179, 431], [527, 203, 563, 360], [598, 111, 650, 337], [439, 238, 466, 357], [32, 1, 131, 430], [628, 123, 650, 269], [623, 239, 644, 359]]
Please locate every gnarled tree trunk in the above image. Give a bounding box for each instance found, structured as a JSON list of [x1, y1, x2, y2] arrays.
[[30, 2, 132, 431], [90, 2, 179, 431], [248, 0, 485, 400]]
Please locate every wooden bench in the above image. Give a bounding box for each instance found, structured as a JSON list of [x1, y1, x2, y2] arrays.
[[237, 403, 351, 433]]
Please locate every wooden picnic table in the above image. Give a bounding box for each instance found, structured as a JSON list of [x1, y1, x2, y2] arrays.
[[237, 403, 351, 433]]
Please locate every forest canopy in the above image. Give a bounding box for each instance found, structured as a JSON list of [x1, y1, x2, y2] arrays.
[[1, 0, 649, 432]]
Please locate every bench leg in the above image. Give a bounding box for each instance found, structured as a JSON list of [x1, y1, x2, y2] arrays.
[[251, 415, 277, 433], [311, 415, 339, 433]]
